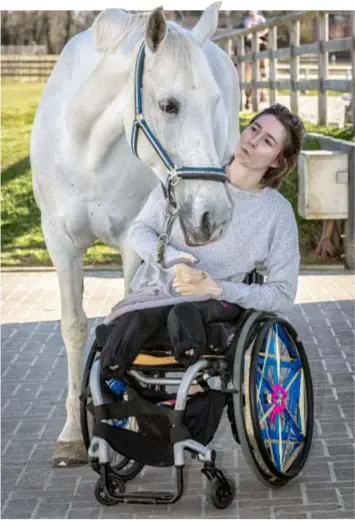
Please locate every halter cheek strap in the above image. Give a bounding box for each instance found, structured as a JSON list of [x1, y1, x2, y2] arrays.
[[130, 41, 228, 264]]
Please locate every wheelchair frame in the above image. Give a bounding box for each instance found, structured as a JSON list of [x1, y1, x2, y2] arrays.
[[81, 302, 314, 509]]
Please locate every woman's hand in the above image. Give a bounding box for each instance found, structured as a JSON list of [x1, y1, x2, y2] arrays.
[[172, 253, 205, 284], [172, 270, 223, 299]]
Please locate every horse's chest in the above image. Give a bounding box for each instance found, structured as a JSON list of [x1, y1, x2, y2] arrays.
[[87, 204, 127, 244]]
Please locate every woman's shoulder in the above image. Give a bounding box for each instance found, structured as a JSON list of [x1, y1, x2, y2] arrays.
[[264, 187, 295, 215]]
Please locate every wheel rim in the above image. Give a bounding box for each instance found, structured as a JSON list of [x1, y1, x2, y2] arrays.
[[233, 311, 285, 487], [249, 319, 313, 480]]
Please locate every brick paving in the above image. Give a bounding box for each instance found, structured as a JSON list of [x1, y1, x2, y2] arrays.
[[1, 270, 354, 519]]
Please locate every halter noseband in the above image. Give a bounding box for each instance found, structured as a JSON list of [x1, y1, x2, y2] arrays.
[[130, 42, 228, 263]]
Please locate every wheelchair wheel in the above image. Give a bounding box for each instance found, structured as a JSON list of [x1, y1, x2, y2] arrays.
[[94, 474, 125, 506], [207, 476, 236, 509], [80, 340, 144, 481], [232, 311, 313, 487]]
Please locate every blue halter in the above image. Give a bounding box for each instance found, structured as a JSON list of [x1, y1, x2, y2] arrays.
[[130, 42, 228, 263], [130, 42, 227, 206]]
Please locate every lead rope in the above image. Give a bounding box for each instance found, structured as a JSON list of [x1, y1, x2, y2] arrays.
[[156, 211, 178, 264], [156, 202, 179, 264], [156, 172, 180, 264]]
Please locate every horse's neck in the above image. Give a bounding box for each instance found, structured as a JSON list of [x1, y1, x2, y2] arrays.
[[66, 23, 144, 169]]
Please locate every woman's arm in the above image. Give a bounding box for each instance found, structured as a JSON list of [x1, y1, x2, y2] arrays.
[[218, 203, 300, 313], [127, 185, 184, 264]]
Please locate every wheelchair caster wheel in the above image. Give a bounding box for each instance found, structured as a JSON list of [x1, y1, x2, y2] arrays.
[[94, 475, 125, 506], [207, 476, 236, 509]]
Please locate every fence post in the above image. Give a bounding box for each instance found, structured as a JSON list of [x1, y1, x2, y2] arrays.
[[351, 11, 355, 133], [236, 36, 245, 111], [290, 20, 300, 115], [226, 37, 233, 57], [318, 12, 329, 125], [268, 25, 277, 105], [252, 32, 259, 113], [345, 147, 355, 269]]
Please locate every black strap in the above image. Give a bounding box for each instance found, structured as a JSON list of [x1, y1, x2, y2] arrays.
[[243, 268, 264, 285], [176, 171, 227, 182], [94, 388, 180, 424]]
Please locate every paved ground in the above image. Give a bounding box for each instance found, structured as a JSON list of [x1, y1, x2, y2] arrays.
[[1, 270, 355, 519]]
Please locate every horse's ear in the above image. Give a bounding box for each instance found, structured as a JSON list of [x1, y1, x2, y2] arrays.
[[191, 2, 221, 44], [145, 6, 167, 53], [93, 9, 135, 52]]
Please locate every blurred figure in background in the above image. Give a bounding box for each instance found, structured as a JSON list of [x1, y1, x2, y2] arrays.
[[242, 10, 268, 108]]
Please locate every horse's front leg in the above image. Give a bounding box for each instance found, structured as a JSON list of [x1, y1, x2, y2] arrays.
[[42, 218, 89, 466]]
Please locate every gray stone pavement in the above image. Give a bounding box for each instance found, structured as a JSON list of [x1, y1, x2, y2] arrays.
[[1, 270, 355, 519]]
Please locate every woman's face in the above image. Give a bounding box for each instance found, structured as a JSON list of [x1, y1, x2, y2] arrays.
[[233, 114, 288, 173]]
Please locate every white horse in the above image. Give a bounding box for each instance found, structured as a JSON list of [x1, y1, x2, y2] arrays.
[[30, 3, 240, 466]]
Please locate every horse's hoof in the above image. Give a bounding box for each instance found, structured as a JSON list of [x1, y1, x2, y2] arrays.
[[51, 440, 88, 467]]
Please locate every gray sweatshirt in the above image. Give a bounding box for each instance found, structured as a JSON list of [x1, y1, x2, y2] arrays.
[[127, 182, 300, 313]]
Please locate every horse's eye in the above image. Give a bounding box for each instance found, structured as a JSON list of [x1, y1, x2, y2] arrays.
[[158, 99, 180, 114]]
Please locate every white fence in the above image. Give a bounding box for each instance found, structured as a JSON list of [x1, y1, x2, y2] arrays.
[[213, 10, 355, 130], [1, 45, 47, 55]]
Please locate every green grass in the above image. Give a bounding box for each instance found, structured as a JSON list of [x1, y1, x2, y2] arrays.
[[277, 89, 345, 97], [1, 82, 352, 267], [1, 82, 120, 266]]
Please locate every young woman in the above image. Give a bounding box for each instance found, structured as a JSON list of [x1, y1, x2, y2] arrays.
[[101, 103, 305, 373]]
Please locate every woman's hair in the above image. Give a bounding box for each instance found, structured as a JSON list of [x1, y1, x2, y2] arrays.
[[249, 103, 305, 189]]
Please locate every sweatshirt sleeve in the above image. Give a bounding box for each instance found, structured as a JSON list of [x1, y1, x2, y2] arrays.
[[127, 185, 182, 264], [218, 202, 300, 313]]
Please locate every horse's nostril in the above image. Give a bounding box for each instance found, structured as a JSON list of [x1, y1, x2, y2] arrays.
[[201, 211, 211, 233]]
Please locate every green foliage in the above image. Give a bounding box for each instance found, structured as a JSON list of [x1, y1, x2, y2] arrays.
[[276, 89, 346, 98], [1, 83, 351, 266]]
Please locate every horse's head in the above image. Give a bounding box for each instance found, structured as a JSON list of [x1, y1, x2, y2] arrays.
[[122, 3, 233, 246]]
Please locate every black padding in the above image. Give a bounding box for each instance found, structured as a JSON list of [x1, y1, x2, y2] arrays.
[[170, 424, 192, 444], [95, 324, 114, 349], [184, 391, 228, 446], [93, 421, 174, 467]]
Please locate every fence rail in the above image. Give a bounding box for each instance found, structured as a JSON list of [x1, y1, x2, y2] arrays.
[[1, 55, 58, 80], [213, 10, 355, 130], [1, 55, 351, 84], [1, 11, 354, 129], [1, 45, 47, 55]]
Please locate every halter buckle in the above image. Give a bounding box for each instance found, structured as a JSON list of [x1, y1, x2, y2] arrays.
[[169, 170, 180, 187]]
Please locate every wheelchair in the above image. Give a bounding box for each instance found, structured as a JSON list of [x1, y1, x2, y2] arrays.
[[80, 270, 314, 509]]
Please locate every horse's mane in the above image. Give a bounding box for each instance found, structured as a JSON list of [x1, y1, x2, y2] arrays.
[[92, 9, 197, 63], [93, 9, 148, 53]]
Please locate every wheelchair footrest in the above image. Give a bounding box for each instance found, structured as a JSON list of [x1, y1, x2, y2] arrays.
[[107, 490, 178, 505], [95, 465, 184, 506]]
